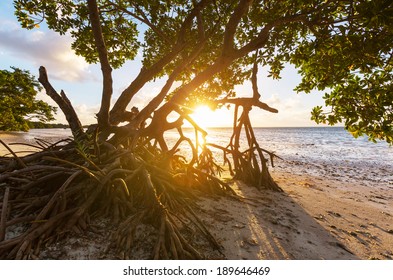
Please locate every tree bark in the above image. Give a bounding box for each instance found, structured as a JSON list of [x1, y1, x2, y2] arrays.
[[222, 0, 253, 56], [87, 0, 113, 129], [38, 66, 85, 140], [109, 45, 184, 124], [132, 40, 207, 129]]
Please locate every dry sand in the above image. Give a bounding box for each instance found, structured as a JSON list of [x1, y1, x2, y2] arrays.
[[198, 170, 393, 260]]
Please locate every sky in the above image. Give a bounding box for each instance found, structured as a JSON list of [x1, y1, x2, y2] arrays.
[[0, 0, 328, 128]]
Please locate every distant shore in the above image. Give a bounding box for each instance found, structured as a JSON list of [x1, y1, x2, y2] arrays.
[[0, 128, 72, 157]]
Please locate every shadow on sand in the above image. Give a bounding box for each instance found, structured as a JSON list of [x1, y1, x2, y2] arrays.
[[197, 181, 357, 260]]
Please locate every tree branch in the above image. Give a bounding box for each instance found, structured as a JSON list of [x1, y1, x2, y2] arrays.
[[177, 0, 211, 45], [106, 1, 171, 45], [251, 51, 261, 100], [196, 5, 205, 40], [87, 0, 113, 128], [109, 44, 185, 124], [159, 0, 256, 111], [109, 0, 212, 124], [132, 39, 208, 129], [215, 97, 278, 113], [222, 0, 253, 57], [38, 66, 85, 139]]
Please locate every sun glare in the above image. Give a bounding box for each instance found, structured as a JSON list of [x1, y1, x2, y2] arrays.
[[189, 105, 228, 129]]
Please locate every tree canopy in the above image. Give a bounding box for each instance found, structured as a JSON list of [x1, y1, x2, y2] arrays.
[[0, 67, 56, 131], [14, 0, 393, 143]]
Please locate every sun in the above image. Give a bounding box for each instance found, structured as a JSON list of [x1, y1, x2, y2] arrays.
[[189, 105, 229, 129]]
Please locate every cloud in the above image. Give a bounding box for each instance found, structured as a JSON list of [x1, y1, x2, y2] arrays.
[[74, 104, 100, 125], [36, 90, 99, 125], [50, 104, 98, 126], [282, 95, 302, 110], [265, 93, 281, 107], [0, 20, 91, 82], [248, 93, 318, 127]]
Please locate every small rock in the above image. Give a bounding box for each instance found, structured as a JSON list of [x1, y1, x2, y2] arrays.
[[245, 238, 258, 246], [314, 214, 325, 220], [233, 224, 245, 229]]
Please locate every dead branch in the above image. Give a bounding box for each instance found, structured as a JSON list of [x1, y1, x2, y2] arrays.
[[38, 66, 85, 139], [215, 97, 278, 113]]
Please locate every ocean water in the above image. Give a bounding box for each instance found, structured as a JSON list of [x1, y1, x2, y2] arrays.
[[250, 127, 392, 184], [167, 127, 393, 185], [1, 127, 392, 185], [0, 128, 72, 156]]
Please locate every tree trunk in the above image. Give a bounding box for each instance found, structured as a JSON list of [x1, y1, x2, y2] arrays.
[[87, 0, 113, 129]]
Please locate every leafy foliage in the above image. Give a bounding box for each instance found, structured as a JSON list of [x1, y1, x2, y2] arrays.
[[14, 0, 140, 68], [290, 0, 393, 144], [14, 0, 393, 143], [0, 67, 56, 131]]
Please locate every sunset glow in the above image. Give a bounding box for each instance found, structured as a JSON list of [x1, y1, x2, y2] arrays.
[[189, 105, 230, 128]]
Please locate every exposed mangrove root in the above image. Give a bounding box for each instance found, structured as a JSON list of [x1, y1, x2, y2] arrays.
[[205, 53, 283, 192], [0, 136, 230, 260], [227, 104, 282, 191], [0, 187, 10, 241]]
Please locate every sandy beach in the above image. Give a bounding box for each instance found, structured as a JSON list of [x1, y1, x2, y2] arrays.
[[32, 161, 392, 260], [201, 169, 393, 260]]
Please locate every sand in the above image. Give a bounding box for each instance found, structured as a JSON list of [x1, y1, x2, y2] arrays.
[[198, 170, 392, 260]]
